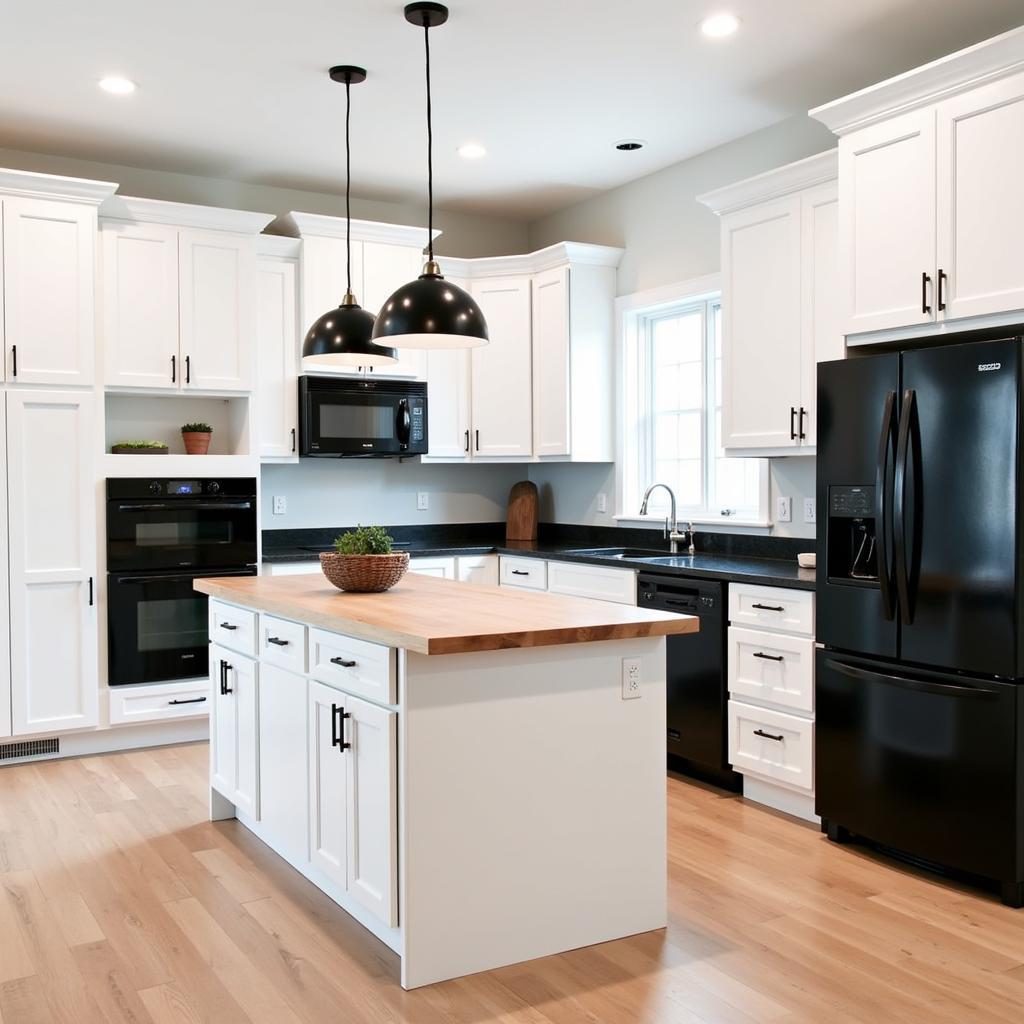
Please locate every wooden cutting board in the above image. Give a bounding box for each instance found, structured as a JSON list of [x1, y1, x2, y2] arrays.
[[506, 480, 539, 541]]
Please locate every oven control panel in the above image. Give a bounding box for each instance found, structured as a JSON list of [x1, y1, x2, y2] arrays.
[[107, 478, 257, 500]]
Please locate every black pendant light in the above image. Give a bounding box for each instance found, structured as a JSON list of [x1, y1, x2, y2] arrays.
[[371, 2, 489, 350], [302, 65, 398, 369]]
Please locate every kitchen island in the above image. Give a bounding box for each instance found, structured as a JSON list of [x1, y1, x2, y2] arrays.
[[196, 571, 697, 989]]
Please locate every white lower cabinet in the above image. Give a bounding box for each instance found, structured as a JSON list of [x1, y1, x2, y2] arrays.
[[456, 554, 499, 587], [499, 556, 548, 591], [546, 561, 636, 605], [0, 402, 8, 738], [210, 643, 259, 819], [407, 556, 457, 579], [727, 626, 814, 715], [727, 699, 814, 793], [108, 679, 210, 725]]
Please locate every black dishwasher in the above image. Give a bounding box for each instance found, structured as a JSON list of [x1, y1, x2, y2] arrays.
[[638, 573, 741, 791]]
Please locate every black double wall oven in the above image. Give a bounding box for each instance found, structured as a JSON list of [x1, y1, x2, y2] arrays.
[[106, 478, 257, 686]]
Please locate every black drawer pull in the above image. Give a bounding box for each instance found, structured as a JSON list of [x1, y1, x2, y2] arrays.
[[751, 603, 784, 612], [169, 696, 207, 706], [220, 660, 233, 695], [922, 271, 931, 314], [331, 703, 352, 751], [752, 651, 785, 662], [219, 622, 238, 631], [266, 636, 289, 647], [330, 656, 357, 668], [754, 729, 784, 742], [511, 569, 530, 576]]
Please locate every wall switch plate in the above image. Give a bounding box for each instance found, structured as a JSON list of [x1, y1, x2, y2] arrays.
[[804, 498, 816, 524], [621, 658, 641, 700], [417, 492, 429, 511], [776, 496, 792, 523], [272, 496, 287, 515], [597, 493, 608, 514]]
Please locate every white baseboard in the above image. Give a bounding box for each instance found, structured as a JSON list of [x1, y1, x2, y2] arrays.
[[743, 776, 819, 824]]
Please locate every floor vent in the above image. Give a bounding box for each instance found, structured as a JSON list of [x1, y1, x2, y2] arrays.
[[0, 737, 60, 761]]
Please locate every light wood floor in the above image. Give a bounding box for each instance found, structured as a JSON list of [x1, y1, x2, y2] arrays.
[[1, 744, 1022, 1024]]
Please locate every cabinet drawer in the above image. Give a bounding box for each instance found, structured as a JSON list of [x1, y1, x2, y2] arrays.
[[408, 556, 457, 579], [728, 626, 815, 714], [728, 583, 814, 636], [109, 680, 210, 725], [728, 700, 814, 793], [309, 628, 396, 706], [259, 614, 307, 673], [210, 600, 257, 656], [499, 556, 547, 590], [547, 560, 636, 605]]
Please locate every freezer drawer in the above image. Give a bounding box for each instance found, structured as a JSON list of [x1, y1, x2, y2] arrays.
[[816, 650, 1024, 886]]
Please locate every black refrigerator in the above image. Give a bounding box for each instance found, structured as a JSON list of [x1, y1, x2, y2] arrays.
[[816, 335, 1024, 907]]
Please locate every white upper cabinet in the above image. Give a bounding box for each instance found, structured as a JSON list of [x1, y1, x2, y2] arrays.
[[424, 345, 472, 458], [7, 390, 98, 736], [2, 195, 106, 386], [361, 241, 427, 380], [700, 150, 840, 456], [811, 27, 1024, 338], [532, 266, 571, 457]]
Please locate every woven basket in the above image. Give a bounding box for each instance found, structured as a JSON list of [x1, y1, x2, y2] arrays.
[[320, 551, 409, 593]]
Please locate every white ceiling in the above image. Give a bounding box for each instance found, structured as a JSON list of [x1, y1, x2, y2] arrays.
[[1, 0, 1022, 220]]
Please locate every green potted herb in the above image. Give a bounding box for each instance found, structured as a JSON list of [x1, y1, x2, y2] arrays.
[[111, 440, 169, 455], [320, 525, 409, 593], [181, 422, 213, 455]]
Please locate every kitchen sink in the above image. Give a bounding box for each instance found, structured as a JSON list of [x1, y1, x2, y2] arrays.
[[565, 547, 677, 560]]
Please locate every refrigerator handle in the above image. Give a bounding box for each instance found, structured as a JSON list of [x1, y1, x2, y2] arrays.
[[894, 388, 917, 625], [875, 390, 897, 621]]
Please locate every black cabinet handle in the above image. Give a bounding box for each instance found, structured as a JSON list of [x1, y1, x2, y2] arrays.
[[266, 636, 289, 647], [464, 429, 470, 453], [88, 576, 94, 606], [330, 656, 357, 668], [171, 354, 176, 383], [169, 696, 207, 706], [291, 427, 296, 453], [754, 729, 784, 742], [752, 651, 784, 662], [185, 354, 191, 384], [220, 660, 233, 695], [331, 703, 351, 751], [11, 345, 16, 377], [937, 268, 947, 312], [921, 271, 931, 314], [511, 569, 529, 576], [219, 622, 238, 631], [798, 407, 806, 440], [751, 603, 784, 612], [789, 407, 796, 441], [475, 429, 480, 452]]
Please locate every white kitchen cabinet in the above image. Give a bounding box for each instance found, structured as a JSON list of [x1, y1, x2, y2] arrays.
[[531, 266, 571, 456], [108, 679, 210, 725], [546, 560, 636, 605], [499, 556, 548, 591], [700, 151, 840, 456], [408, 556, 457, 579], [7, 390, 98, 735], [3, 197, 98, 386], [210, 644, 259, 819], [308, 679, 398, 926], [362, 241, 428, 380], [456, 554, 499, 587], [0, 403, 9, 738], [101, 220, 180, 388], [424, 345, 472, 459], [256, 246, 299, 460], [471, 276, 533, 457]]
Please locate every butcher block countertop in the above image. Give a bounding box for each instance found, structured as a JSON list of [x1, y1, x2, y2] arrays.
[[195, 572, 699, 656]]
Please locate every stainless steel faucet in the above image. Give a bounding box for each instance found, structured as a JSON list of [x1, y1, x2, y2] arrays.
[[640, 484, 695, 555]]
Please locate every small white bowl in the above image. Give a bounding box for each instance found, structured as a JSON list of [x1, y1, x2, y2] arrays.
[[797, 552, 816, 569]]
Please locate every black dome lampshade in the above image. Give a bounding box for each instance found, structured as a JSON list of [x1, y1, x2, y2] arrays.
[[371, 2, 489, 351], [301, 65, 399, 370]]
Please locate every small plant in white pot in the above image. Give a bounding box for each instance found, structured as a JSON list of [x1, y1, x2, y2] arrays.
[[320, 525, 409, 593], [181, 422, 213, 455]]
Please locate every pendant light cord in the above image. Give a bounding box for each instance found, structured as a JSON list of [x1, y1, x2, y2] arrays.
[[345, 78, 353, 296], [424, 22, 434, 263]]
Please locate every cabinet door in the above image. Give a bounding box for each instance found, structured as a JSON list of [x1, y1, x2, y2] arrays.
[[408, 557, 457, 578], [345, 694, 397, 927], [232, 655, 260, 819], [2, 197, 96, 385], [456, 555, 499, 587], [470, 276, 533, 457], [937, 70, 1024, 320], [799, 181, 842, 447], [7, 390, 98, 735], [300, 235, 363, 344], [424, 347, 471, 458], [362, 242, 426, 380], [532, 266, 571, 457], [839, 109, 937, 334], [721, 197, 802, 450], [210, 645, 237, 798], [101, 221, 180, 388], [256, 255, 299, 459], [308, 679, 349, 889], [0, 402, 9, 738], [179, 229, 255, 391]]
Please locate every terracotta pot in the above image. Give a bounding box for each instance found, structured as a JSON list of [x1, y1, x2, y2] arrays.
[[182, 431, 212, 455], [320, 551, 409, 593]]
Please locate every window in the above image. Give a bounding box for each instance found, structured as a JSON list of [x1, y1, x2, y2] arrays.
[[619, 281, 768, 524]]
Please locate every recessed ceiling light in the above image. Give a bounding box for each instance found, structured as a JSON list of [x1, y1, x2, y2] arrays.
[[615, 139, 645, 151], [457, 142, 487, 159], [700, 12, 740, 38], [98, 75, 137, 95]]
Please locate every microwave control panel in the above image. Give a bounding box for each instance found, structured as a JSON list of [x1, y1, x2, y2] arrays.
[[410, 399, 425, 444]]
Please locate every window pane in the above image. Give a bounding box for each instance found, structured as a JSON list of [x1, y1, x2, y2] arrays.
[[678, 411, 702, 460], [654, 365, 680, 413], [655, 414, 678, 460], [677, 362, 703, 409], [654, 312, 702, 365]]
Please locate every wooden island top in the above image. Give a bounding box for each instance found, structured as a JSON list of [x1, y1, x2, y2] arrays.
[[195, 572, 699, 655]]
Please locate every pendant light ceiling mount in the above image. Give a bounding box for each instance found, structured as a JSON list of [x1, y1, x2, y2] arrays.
[[328, 64, 367, 85], [404, 2, 449, 28]]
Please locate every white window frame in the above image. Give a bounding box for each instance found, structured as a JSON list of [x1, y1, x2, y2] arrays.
[[614, 275, 771, 529]]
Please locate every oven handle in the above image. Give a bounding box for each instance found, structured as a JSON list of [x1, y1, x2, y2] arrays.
[[115, 571, 254, 585], [115, 501, 254, 512]]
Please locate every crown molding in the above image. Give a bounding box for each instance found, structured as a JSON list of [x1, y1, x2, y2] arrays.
[[0, 168, 118, 204], [100, 195, 275, 233], [438, 241, 624, 280], [257, 235, 302, 259], [697, 150, 837, 215], [279, 211, 438, 248], [810, 25, 1024, 135]]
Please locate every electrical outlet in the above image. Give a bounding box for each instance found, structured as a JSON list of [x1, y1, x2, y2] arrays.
[[621, 658, 641, 700], [804, 498, 817, 524], [417, 491, 429, 511], [776, 496, 792, 523], [597, 493, 608, 514], [272, 496, 287, 515]]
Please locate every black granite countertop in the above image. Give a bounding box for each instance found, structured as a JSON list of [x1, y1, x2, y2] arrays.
[[262, 523, 817, 591]]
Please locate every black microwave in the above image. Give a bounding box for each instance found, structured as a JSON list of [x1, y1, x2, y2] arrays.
[[299, 376, 428, 457]]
